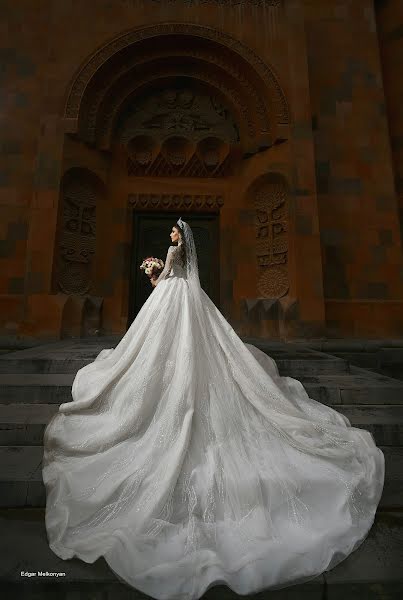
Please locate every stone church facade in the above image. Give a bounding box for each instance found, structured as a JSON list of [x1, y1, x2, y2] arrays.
[[1, 0, 402, 342]]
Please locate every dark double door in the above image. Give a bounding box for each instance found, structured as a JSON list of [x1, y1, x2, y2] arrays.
[[129, 213, 220, 325]]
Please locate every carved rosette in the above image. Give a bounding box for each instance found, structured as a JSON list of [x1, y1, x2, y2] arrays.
[[254, 179, 289, 298], [86, 48, 262, 147]]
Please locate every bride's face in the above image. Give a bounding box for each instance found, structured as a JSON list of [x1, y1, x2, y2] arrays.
[[170, 226, 180, 243]]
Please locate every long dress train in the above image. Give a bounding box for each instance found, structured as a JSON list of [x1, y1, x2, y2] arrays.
[[42, 244, 385, 600]]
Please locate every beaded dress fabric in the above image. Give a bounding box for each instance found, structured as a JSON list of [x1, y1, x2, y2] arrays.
[[43, 235, 384, 600]]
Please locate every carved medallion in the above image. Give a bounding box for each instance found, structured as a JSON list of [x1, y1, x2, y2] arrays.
[[257, 266, 288, 298]]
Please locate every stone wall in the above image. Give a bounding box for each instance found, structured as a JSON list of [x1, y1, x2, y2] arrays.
[[0, 0, 402, 341], [304, 0, 403, 336], [376, 0, 403, 242]]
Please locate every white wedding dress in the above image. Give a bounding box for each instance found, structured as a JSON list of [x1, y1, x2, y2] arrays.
[[43, 242, 385, 600]]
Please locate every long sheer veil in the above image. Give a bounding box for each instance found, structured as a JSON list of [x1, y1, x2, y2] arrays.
[[177, 216, 200, 288], [177, 216, 210, 334]]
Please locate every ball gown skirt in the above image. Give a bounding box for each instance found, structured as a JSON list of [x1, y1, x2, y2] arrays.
[[42, 271, 385, 600]]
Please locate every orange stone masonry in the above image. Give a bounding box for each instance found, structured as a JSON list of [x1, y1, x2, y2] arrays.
[[0, 0, 402, 341]]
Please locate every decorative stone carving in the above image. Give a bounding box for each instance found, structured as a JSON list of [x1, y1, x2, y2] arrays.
[[119, 87, 239, 144], [57, 172, 102, 295], [97, 64, 254, 148], [253, 178, 289, 298], [190, 49, 269, 134], [82, 45, 264, 145], [65, 23, 289, 129], [127, 148, 232, 177], [144, 1, 280, 5], [120, 86, 236, 176], [258, 267, 289, 297], [128, 193, 224, 210]]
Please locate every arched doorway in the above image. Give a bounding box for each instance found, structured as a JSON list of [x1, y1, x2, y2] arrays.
[[55, 23, 291, 336]]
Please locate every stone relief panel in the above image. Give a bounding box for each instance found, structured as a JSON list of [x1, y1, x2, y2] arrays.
[[128, 193, 224, 211], [81, 44, 269, 146], [253, 176, 289, 298], [65, 23, 289, 130], [96, 64, 254, 149], [122, 86, 238, 176], [56, 169, 104, 295], [137, 1, 280, 5], [118, 87, 239, 144]]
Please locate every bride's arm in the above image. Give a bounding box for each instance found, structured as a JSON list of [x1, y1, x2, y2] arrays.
[[153, 246, 176, 287]]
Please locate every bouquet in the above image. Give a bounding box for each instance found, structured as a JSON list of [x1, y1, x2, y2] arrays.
[[140, 256, 164, 282]]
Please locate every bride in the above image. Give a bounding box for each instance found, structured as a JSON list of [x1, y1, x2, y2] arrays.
[[42, 217, 385, 600]]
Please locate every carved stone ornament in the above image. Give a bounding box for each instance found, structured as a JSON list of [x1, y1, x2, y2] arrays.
[[128, 193, 224, 210], [257, 266, 288, 298], [127, 150, 233, 177], [57, 176, 98, 295], [82, 45, 269, 147], [94, 63, 256, 149], [254, 178, 289, 298], [118, 87, 239, 144], [121, 86, 237, 177], [122, 1, 280, 6], [65, 23, 289, 129]]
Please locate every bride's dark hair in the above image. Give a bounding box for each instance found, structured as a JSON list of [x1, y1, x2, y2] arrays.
[[173, 222, 186, 268]]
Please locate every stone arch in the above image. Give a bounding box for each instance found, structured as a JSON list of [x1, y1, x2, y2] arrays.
[[63, 23, 290, 157], [94, 69, 255, 151], [246, 172, 290, 298], [53, 167, 105, 296], [79, 51, 261, 146]]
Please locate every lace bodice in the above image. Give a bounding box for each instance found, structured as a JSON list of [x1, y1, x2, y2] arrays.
[[155, 245, 186, 285]]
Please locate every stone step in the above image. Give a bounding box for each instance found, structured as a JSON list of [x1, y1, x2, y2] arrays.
[[0, 374, 74, 404], [0, 508, 401, 599], [0, 352, 349, 376], [0, 337, 118, 375], [327, 351, 403, 382], [0, 445, 401, 509], [0, 336, 352, 375], [297, 339, 403, 381], [0, 356, 95, 375], [0, 404, 58, 445], [246, 340, 351, 375], [303, 367, 403, 405], [275, 356, 348, 376], [335, 405, 403, 446], [2, 369, 403, 405], [1, 403, 402, 447], [304, 382, 403, 406], [298, 365, 399, 385]]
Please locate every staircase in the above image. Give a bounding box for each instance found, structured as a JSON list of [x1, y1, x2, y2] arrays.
[[0, 337, 402, 599], [293, 338, 403, 381]]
